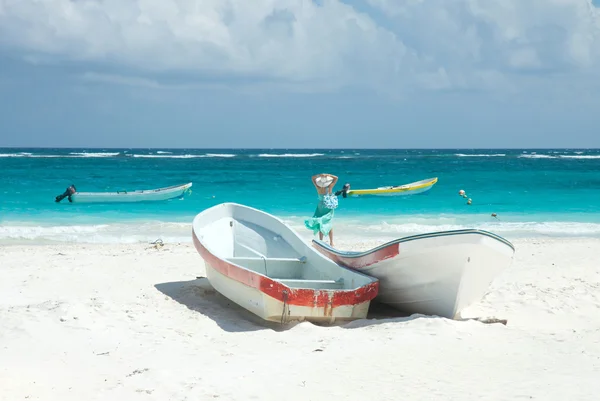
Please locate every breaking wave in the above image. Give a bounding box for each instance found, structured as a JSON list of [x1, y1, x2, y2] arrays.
[[455, 154, 506, 157], [130, 154, 236, 159], [69, 152, 120, 157], [257, 153, 325, 158], [2, 218, 600, 244]]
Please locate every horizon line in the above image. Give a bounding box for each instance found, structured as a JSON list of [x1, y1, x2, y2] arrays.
[[1, 146, 599, 150]]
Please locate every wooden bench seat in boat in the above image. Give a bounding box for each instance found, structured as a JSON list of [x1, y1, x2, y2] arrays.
[[225, 255, 345, 289], [228, 256, 306, 263], [273, 278, 344, 289]]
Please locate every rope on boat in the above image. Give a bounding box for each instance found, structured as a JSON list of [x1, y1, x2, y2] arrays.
[[280, 290, 289, 325], [261, 255, 268, 276]]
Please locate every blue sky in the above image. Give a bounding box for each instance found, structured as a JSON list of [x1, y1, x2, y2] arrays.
[[1, 0, 600, 148]]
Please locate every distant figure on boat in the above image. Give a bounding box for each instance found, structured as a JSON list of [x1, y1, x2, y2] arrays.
[[305, 174, 338, 247]]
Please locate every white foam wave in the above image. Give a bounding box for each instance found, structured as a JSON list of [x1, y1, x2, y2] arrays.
[[3, 219, 600, 245], [69, 152, 120, 157], [0, 152, 34, 158], [0, 153, 26, 158], [365, 221, 600, 237], [518, 154, 600, 160], [559, 155, 600, 159], [131, 154, 204, 159], [0, 223, 192, 244], [518, 154, 555, 159], [455, 153, 506, 157], [285, 218, 600, 240], [205, 153, 236, 158], [1, 152, 119, 158], [131, 153, 235, 159], [156, 151, 172, 154], [257, 153, 324, 158]]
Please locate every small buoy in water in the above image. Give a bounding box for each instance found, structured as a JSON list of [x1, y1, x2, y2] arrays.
[[459, 189, 465, 196], [467, 198, 472, 205]]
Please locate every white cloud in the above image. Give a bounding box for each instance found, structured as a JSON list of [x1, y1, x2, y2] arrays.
[[367, 0, 600, 73], [0, 0, 599, 92], [0, 0, 409, 90], [77, 70, 345, 94], [79, 72, 168, 89]]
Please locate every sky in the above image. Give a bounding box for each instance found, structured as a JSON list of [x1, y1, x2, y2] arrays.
[[1, 0, 600, 149]]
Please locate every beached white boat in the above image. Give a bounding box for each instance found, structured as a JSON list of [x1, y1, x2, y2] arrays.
[[191, 203, 379, 324], [312, 229, 515, 319], [55, 183, 192, 204]]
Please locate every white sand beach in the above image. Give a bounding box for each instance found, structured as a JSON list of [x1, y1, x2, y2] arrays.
[[1, 236, 599, 401]]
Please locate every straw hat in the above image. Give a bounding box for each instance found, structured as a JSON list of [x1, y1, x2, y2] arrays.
[[316, 175, 334, 188]]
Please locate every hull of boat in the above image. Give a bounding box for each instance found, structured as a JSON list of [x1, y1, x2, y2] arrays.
[[347, 177, 437, 197], [313, 229, 515, 319], [201, 253, 373, 323], [70, 182, 192, 204], [192, 203, 379, 324]]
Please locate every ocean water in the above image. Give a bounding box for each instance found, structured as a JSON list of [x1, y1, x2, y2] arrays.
[[1, 148, 599, 244]]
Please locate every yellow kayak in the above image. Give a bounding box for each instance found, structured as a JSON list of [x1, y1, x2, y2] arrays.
[[347, 177, 438, 197]]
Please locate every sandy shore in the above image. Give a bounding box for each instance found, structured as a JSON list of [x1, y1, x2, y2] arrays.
[[1, 237, 599, 400]]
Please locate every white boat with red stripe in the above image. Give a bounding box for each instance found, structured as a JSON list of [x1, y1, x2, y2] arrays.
[[312, 229, 515, 319], [192, 203, 379, 324]]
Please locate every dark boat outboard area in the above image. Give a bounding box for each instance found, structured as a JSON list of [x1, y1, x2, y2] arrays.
[[55, 185, 77, 203]]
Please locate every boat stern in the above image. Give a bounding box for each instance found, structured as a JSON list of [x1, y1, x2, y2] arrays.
[[260, 281, 380, 324]]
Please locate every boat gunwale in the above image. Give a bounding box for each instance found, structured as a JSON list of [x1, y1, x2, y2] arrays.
[[313, 228, 516, 260], [73, 182, 192, 196], [192, 203, 379, 309]]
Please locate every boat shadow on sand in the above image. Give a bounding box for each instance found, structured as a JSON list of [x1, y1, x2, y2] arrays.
[[155, 278, 502, 333], [155, 278, 288, 333]]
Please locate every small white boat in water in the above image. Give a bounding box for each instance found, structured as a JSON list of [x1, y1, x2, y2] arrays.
[[191, 203, 379, 324], [312, 229, 515, 319], [55, 182, 192, 204]]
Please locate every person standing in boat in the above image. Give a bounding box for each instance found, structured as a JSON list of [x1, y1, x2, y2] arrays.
[[305, 173, 339, 247]]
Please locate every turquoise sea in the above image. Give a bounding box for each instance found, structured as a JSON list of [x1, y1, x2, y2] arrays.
[[1, 148, 599, 243]]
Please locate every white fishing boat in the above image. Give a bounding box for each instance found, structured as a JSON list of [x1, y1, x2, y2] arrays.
[[55, 182, 192, 204], [312, 229, 515, 319], [191, 203, 379, 324]]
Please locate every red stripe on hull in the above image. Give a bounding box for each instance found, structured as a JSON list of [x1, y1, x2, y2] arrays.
[[192, 229, 379, 308], [313, 243, 399, 269]]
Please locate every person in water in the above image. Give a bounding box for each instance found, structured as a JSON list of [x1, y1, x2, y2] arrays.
[[304, 173, 339, 247]]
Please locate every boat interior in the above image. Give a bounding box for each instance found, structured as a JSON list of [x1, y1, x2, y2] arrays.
[[195, 205, 375, 291]]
